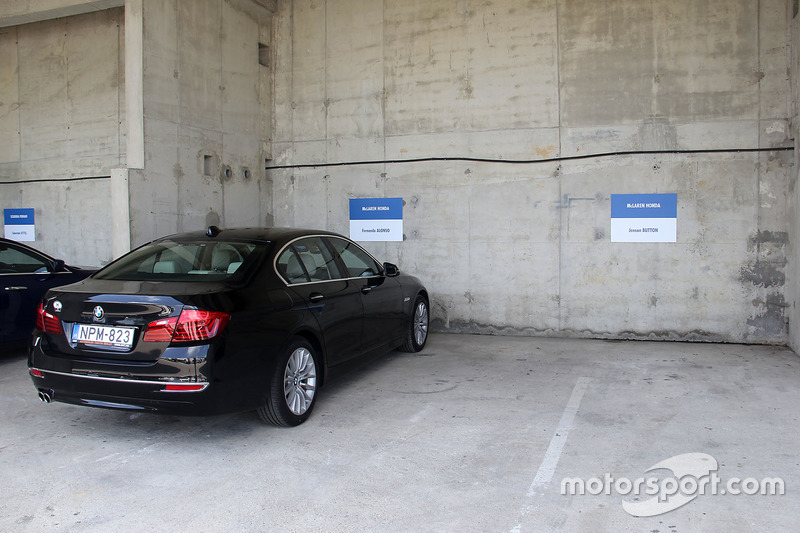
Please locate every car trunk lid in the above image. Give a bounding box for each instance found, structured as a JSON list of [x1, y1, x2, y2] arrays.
[[39, 280, 229, 363]]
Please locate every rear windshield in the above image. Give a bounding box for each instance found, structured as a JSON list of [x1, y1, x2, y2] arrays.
[[94, 240, 267, 282]]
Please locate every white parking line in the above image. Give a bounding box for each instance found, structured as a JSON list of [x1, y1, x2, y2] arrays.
[[511, 377, 591, 532], [527, 376, 591, 496]]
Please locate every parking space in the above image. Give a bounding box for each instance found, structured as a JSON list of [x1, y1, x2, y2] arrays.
[[1, 334, 798, 532]]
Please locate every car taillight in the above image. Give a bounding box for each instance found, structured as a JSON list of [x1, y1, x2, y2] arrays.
[[172, 310, 230, 342], [142, 317, 176, 342], [143, 309, 230, 343], [35, 303, 62, 334]]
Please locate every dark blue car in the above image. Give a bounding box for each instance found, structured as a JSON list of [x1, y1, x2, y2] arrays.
[[0, 238, 96, 345]]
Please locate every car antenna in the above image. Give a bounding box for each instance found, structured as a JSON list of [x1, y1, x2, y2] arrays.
[[206, 226, 222, 238]]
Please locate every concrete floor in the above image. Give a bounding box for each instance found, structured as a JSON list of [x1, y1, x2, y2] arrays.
[[1, 333, 798, 532]]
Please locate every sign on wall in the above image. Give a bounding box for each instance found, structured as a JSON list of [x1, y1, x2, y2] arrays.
[[610, 194, 677, 243], [4, 208, 36, 242], [349, 198, 403, 242]]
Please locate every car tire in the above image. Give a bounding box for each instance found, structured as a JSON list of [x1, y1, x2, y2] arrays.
[[400, 295, 429, 353], [258, 338, 319, 426]]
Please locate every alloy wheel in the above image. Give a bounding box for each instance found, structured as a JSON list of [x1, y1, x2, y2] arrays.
[[283, 346, 317, 415], [414, 301, 429, 346]]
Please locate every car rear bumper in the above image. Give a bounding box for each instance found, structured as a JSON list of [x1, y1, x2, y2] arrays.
[[29, 367, 210, 414], [28, 336, 231, 416]]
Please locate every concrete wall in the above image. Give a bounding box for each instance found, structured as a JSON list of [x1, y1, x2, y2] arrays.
[[127, 0, 274, 246], [789, 8, 800, 352], [1, 0, 274, 262], [270, 0, 793, 344], [0, 8, 125, 266], [0, 0, 793, 345], [0, 0, 123, 28]]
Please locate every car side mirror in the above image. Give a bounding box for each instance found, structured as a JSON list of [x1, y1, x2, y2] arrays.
[[383, 262, 399, 277], [51, 259, 66, 272]]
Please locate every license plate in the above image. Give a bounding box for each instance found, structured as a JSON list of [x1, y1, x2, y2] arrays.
[[72, 324, 135, 349]]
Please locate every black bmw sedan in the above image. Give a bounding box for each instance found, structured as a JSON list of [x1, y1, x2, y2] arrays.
[[28, 227, 429, 426]]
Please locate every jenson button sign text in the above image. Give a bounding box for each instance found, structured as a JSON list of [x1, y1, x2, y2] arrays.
[[610, 194, 677, 243]]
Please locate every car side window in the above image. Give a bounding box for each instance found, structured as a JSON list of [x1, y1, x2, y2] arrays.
[[327, 237, 381, 278], [0, 244, 49, 274], [275, 237, 341, 284]]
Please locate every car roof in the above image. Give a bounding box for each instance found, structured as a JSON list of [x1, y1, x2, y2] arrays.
[[0, 237, 56, 260], [156, 227, 344, 244]]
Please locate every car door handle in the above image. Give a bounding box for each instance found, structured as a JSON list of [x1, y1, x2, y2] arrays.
[[5, 286, 27, 291], [309, 293, 324, 302], [361, 286, 373, 294]]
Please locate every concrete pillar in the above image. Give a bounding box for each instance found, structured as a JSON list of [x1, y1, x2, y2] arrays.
[[125, 0, 144, 170], [110, 168, 132, 258], [106, 0, 144, 258]]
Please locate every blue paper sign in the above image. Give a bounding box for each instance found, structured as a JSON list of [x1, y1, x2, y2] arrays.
[[349, 198, 403, 220], [349, 198, 403, 241], [610, 194, 677, 243], [611, 194, 677, 219], [4, 208, 36, 241]]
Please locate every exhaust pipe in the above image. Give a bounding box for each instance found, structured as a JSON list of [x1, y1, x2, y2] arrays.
[[38, 390, 53, 403]]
